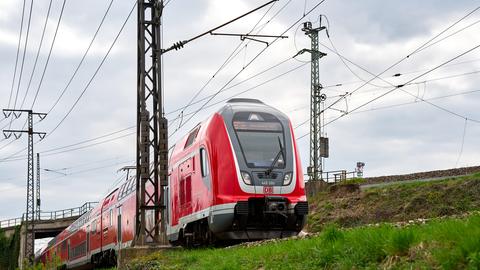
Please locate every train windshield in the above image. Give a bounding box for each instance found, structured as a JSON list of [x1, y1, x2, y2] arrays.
[[233, 112, 286, 168]]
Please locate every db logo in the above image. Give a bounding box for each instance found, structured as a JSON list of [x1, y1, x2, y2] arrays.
[[263, 186, 274, 194]]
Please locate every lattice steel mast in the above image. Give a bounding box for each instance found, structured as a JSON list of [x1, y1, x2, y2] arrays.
[[36, 153, 41, 221], [2, 109, 46, 262], [135, 0, 168, 245], [302, 21, 327, 181]]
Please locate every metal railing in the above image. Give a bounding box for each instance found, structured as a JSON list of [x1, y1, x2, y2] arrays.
[[305, 170, 358, 183], [0, 202, 97, 229], [322, 170, 357, 183], [0, 217, 23, 229]]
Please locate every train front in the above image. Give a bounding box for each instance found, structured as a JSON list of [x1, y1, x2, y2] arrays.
[[211, 98, 308, 240]]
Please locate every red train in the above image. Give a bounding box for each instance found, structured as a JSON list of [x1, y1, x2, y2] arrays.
[[39, 98, 308, 268]]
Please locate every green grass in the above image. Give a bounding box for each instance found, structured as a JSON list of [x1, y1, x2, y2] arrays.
[[128, 214, 480, 270], [307, 173, 480, 232]]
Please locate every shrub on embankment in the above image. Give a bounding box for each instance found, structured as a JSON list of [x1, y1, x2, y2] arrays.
[[127, 214, 480, 269], [0, 227, 20, 270], [307, 173, 480, 232]]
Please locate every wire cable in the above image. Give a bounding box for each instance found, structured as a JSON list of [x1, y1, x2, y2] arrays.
[[172, 0, 328, 138], [171, 0, 281, 126], [6, 0, 27, 110], [319, 41, 480, 124], [18, 0, 54, 110], [29, 0, 67, 109], [324, 44, 480, 127], [320, 5, 480, 116], [44, 0, 115, 114], [11, 0, 35, 113], [455, 118, 468, 167], [46, 1, 136, 138]]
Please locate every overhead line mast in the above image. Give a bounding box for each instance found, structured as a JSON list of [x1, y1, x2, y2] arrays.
[[300, 20, 328, 182], [2, 109, 46, 263]]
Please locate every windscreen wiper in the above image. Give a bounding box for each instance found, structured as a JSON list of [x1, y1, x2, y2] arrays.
[[265, 136, 284, 176]]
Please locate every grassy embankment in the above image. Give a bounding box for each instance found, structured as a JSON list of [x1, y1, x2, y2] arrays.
[[307, 172, 480, 232], [127, 214, 480, 269]]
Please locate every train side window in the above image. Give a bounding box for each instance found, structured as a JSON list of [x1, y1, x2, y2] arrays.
[[109, 209, 113, 227], [121, 182, 128, 198], [200, 148, 209, 177], [92, 219, 96, 233], [184, 126, 200, 149], [128, 177, 136, 193]]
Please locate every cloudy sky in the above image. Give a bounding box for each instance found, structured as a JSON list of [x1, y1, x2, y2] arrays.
[[0, 0, 479, 224]]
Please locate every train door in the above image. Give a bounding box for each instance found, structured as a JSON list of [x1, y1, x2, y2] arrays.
[[117, 206, 122, 247], [86, 225, 90, 257], [67, 239, 70, 261]]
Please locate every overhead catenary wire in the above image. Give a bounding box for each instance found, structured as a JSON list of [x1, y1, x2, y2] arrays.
[[324, 44, 480, 128], [45, 0, 115, 115], [172, 0, 328, 138], [46, 1, 136, 138], [166, 55, 295, 116], [6, 0, 27, 111], [294, 88, 480, 130], [10, 0, 34, 115], [170, 0, 285, 126], [0, 158, 134, 193], [18, 0, 54, 110], [29, 0, 67, 109], [171, 61, 310, 123], [319, 5, 480, 117], [296, 43, 480, 140], [455, 118, 468, 167], [318, 41, 480, 125]]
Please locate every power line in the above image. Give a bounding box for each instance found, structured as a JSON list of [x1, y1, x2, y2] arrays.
[[0, 159, 133, 193], [318, 41, 480, 125], [171, 61, 310, 123], [45, 0, 115, 115], [455, 118, 468, 167], [30, 0, 67, 109], [323, 44, 480, 127], [172, 0, 328, 137], [171, 0, 289, 125], [0, 0, 67, 156], [0, 127, 135, 163], [166, 55, 294, 116], [18, 0, 54, 110], [11, 0, 35, 113], [46, 1, 136, 137], [6, 0, 27, 110], [296, 44, 480, 139], [320, 5, 480, 116], [321, 57, 480, 90], [294, 88, 480, 130]]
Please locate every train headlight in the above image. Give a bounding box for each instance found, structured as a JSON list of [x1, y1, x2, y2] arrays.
[[283, 172, 293, 186], [241, 171, 252, 185]]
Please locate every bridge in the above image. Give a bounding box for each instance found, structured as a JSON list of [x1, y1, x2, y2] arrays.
[[0, 202, 97, 267]]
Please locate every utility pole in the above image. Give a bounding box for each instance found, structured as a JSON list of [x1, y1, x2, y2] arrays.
[[2, 109, 46, 263], [36, 153, 41, 221], [302, 20, 328, 181], [136, 0, 168, 245]]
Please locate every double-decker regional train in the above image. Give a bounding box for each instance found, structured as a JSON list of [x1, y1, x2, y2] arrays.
[[39, 99, 308, 268]]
